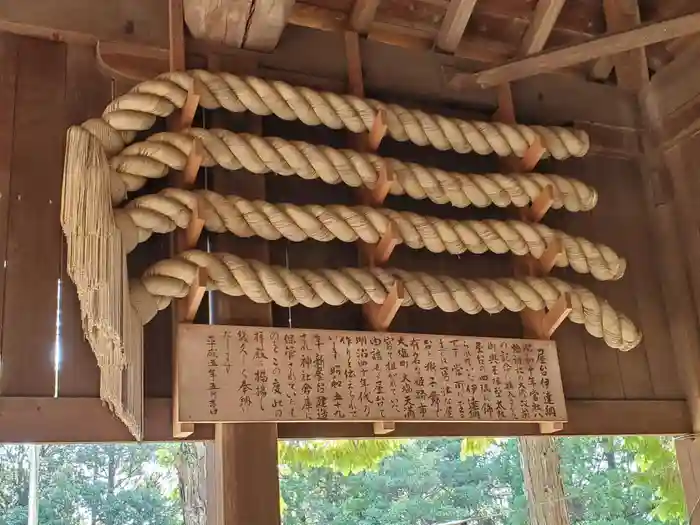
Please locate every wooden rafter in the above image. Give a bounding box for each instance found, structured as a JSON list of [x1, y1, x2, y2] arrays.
[[601, 0, 649, 90], [182, 0, 294, 51], [436, 0, 478, 53], [519, 0, 566, 56], [350, 0, 380, 33], [460, 11, 700, 88]]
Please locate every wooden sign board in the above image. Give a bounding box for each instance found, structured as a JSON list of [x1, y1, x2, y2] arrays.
[[176, 324, 567, 424]]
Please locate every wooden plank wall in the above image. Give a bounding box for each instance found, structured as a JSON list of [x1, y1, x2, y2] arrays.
[[640, 44, 700, 428], [0, 29, 693, 441], [0, 34, 105, 399]]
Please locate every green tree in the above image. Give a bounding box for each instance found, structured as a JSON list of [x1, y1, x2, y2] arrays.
[[0, 444, 181, 525], [619, 437, 685, 523], [279, 437, 679, 525]]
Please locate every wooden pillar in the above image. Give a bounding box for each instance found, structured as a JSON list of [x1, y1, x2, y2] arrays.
[[494, 82, 570, 525], [520, 437, 571, 525], [675, 438, 700, 525], [206, 56, 280, 525]]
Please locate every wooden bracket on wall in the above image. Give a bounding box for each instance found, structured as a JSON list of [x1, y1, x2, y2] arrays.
[[345, 29, 403, 435], [182, 139, 204, 186], [496, 82, 571, 435]]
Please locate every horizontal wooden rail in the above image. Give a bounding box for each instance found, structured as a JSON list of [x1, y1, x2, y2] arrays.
[[0, 398, 689, 442]]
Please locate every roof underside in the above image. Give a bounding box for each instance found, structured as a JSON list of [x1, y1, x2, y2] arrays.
[[289, 0, 698, 80]]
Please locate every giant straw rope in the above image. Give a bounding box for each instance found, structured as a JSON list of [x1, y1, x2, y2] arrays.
[[129, 250, 641, 352], [111, 129, 598, 211], [117, 188, 625, 281], [91, 70, 589, 160], [59, 70, 616, 439]]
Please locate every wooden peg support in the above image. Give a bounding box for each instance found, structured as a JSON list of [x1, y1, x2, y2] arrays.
[[494, 83, 516, 124], [522, 184, 555, 223], [519, 137, 546, 172], [522, 293, 573, 340], [182, 138, 203, 186], [368, 109, 388, 150], [373, 421, 396, 435], [363, 282, 404, 333], [360, 224, 400, 266], [541, 293, 573, 339], [177, 85, 201, 131], [359, 159, 394, 206], [184, 203, 205, 250], [181, 267, 208, 323], [539, 421, 565, 434], [517, 237, 564, 277]]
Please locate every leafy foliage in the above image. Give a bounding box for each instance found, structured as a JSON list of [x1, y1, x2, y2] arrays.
[[279, 440, 403, 475], [620, 437, 685, 522], [0, 444, 180, 525], [460, 438, 497, 459], [0, 437, 685, 525], [280, 437, 682, 525]]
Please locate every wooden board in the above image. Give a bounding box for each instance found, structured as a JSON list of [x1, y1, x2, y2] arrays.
[[177, 324, 567, 424], [0, 33, 19, 391], [0, 37, 66, 397], [0, 397, 689, 442]]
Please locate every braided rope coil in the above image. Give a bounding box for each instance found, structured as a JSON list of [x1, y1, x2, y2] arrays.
[[129, 250, 641, 351], [117, 188, 625, 281], [110, 129, 597, 211], [83, 70, 589, 160]]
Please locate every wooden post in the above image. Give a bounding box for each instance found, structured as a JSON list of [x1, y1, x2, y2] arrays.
[[206, 54, 281, 525], [675, 437, 700, 525], [168, 0, 205, 439], [345, 31, 403, 435], [496, 82, 572, 525]]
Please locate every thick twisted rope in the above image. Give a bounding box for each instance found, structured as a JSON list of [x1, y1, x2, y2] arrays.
[[86, 70, 589, 160], [117, 188, 625, 281], [110, 129, 597, 211], [129, 250, 640, 351]]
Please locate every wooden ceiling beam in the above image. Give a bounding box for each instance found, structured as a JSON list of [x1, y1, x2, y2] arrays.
[[601, 0, 649, 90], [350, 0, 381, 33], [182, 0, 294, 51], [0, 0, 169, 48], [436, 0, 478, 53], [519, 0, 566, 56], [462, 11, 700, 88]]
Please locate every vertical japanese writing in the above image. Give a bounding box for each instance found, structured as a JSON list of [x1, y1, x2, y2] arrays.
[[340, 335, 357, 418], [285, 333, 298, 418], [300, 333, 313, 418], [370, 336, 386, 418], [269, 331, 283, 418], [223, 330, 232, 374], [207, 335, 219, 415], [356, 334, 371, 418], [538, 345, 556, 417], [253, 330, 268, 411], [512, 342, 529, 420], [190, 327, 564, 425], [437, 338, 453, 419], [235, 330, 251, 413], [451, 338, 466, 420], [314, 334, 328, 419], [384, 335, 399, 417], [523, 343, 541, 418]]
